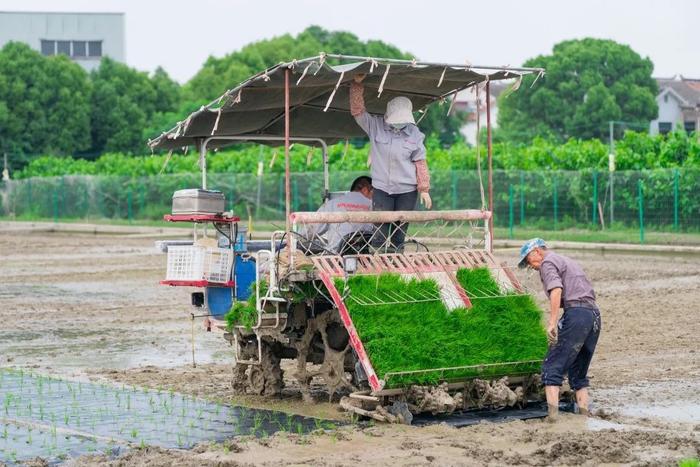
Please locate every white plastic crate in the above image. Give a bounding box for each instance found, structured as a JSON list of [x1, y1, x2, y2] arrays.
[[166, 245, 233, 284]]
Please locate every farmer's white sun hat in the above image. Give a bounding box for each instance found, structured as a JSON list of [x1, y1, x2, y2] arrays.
[[384, 96, 415, 125]]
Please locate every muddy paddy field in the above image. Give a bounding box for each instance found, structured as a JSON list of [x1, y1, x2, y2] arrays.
[[0, 226, 698, 466]]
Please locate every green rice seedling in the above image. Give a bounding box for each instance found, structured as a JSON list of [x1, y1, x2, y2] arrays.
[[678, 459, 700, 467], [131, 428, 138, 439], [339, 268, 547, 387]]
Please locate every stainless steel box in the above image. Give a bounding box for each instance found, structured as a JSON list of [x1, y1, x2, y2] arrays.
[[171, 189, 225, 215]]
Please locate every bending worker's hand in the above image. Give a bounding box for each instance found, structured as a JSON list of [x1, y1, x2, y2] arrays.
[[547, 322, 558, 346], [419, 192, 432, 210]]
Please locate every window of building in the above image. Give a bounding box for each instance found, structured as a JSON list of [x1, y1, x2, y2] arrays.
[[685, 121, 696, 133], [56, 41, 71, 56], [72, 41, 87, 57], [88, 41, 102, 57], [40, 40, 102, 59], [658, 122, 672, 134], [40, 40, 55, 56]]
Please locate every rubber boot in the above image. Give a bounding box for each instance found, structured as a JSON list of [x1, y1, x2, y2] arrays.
[[546, 404, 559, 423]]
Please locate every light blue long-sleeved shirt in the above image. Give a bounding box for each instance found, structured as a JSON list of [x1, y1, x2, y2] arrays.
[[353, 111, 427, 195]]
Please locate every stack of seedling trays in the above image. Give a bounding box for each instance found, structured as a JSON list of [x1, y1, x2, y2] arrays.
[[340, 267, 548, 388]]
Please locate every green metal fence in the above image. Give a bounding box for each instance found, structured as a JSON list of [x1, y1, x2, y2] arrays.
[[1, 169, 698, 237]]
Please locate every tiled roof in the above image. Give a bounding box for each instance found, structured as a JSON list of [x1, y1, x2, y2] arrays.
[[657, 77, 700, 108]]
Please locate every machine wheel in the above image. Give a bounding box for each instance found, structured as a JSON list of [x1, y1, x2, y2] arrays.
[[245, 340, 284, 397], [231, 363, 248, 395]]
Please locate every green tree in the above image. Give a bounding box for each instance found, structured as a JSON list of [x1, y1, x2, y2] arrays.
[[185, 26, 410, 102], [418, 106, 466, 147], [90, 58, 180, 154], [498, 38, 658, 142], [0, 42, 91, 163], [182, 26, 465, 145]]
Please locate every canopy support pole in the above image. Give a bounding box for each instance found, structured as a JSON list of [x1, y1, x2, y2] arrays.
[[323, 146, 330, 200], [284, 67, 291, 262], [486, 81, 494, 252], [199, 138, 207, 190]]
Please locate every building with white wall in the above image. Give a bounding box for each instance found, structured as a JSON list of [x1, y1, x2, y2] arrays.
[[650, 76, 700, 135], [453, 82, 508, 145], [0, 11, 124, 72]]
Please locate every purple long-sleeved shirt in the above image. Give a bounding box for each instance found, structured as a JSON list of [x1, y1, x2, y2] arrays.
[[539, 251, 597, 309]]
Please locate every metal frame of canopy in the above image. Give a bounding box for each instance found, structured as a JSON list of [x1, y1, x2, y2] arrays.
[[149, 55, 545, 250]]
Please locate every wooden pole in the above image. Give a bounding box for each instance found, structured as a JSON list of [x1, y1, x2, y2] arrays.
[[284, 68, 292, 264], [284, 68, 291, 232], [486, 81, 494, 252]]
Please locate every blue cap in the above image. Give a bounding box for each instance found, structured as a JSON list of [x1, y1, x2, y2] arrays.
[[518, 238, 546, 268]]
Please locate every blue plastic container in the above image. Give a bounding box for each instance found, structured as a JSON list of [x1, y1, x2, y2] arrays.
[[207, 287, 232, 317], [234, 226, 248, 252], [235, 255, 256, 301]]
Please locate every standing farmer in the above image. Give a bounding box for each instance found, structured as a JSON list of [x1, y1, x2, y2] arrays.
[[349, 73, 432, 250], [518, 238, 602, 420]]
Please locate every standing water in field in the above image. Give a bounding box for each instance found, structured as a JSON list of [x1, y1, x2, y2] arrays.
[[0, 369, 332, 464]]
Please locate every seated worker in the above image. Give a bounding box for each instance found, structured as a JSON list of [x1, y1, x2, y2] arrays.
[[305, 176, 374, 255]]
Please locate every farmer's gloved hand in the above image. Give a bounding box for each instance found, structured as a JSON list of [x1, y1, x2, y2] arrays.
[[419, 192, 432, 210], [547, 322, 558, 345]]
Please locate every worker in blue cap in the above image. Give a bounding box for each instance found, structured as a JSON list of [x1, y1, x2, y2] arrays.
[[519, 238, 602, 421]]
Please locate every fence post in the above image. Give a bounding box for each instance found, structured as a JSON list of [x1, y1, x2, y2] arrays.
[[83, 185, 89, 219], [60, 177, 66, 218], [127, 186, 133, 224], [673, 169, 679, 230], [508, 184, 514, 239], [519, 171, 525, 225], [52, 186, 58, 223], [139, 182, 146, 219], [26, 179, 32, 216], [553, 174, 558, 230], [97, 184, 104, 219], [638, 179, 645, 244], [307, 183, 314, 211], [592, 171, 598, 226], [451, 170, 457, 209], [278, 176, 284, 215], [292, 179, 299, 213]]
